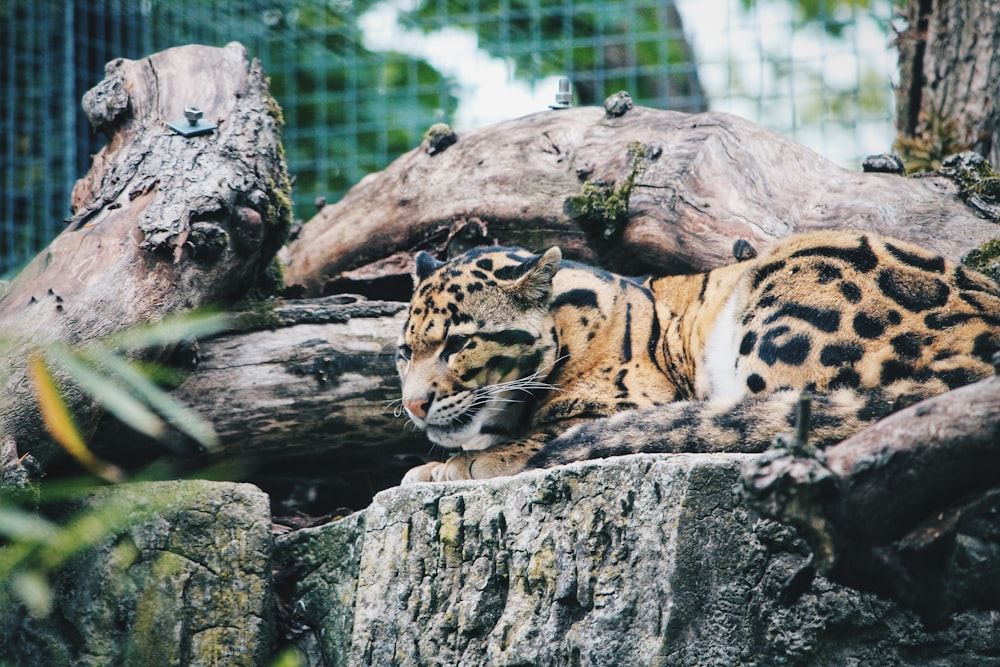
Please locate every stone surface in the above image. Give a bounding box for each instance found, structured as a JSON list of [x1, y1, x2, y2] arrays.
[[0, 480, 275, 667], [281, 453, 1000, 666]]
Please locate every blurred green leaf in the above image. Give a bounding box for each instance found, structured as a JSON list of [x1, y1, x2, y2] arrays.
[[84, 349, 219, 452], [106, 311, 232, 352], [43, 347, 167, 445], [28, 355, 127, 484], [10, 571, 52, 618], [0, 507, 58, 542]]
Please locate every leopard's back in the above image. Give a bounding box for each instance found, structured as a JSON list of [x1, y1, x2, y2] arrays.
[[693, 231, 1000, 405]]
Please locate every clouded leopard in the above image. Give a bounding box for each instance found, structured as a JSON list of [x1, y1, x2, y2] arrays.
[[397, 231, 1000, 484]]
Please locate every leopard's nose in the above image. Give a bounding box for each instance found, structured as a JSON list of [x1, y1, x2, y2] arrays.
[[404, 397, 431, 419]]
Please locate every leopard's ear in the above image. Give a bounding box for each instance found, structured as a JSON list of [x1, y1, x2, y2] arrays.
[[414, 251, 444, 283], [512, 246, 562, 302]]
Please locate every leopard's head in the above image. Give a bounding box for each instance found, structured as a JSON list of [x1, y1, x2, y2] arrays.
[[397, 246, 562, 451]]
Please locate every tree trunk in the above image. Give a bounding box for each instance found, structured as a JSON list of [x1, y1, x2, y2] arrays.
[[742, 372, 1000, 623], [895, 0, 1000, 170], [0, 43, 291, 466], [283, 102, 1000, 301]]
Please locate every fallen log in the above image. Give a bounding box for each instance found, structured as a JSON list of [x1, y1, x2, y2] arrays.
[[87, 296, 424, 508], [283, 97, 1000, 300], [0, 42, 291, 466], [742, 370, 1000, 624]]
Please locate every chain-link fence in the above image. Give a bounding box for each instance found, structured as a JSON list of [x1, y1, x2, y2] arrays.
[[1, 0, 896, 276]]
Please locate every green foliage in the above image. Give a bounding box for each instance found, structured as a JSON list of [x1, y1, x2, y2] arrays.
[[564, 141, 650, 241], [0, 311, 231, 617], [963, 238, 1000, 285]]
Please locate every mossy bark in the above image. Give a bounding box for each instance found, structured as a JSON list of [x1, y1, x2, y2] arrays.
[[0, 43, 291, 468]]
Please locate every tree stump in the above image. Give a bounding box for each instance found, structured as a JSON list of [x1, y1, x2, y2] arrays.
[[0, 43, 291, 466]]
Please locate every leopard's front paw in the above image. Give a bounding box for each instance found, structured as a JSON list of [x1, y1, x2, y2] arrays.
[[400, 450, 529, 485], [400, 461, 447, 485], [401, 456, 477, 484]]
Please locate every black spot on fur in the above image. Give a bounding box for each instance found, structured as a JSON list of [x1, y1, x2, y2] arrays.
[[764, 303, 841, 333], [973, 332, 1000, 364], [857, 392, 893, 421], [959, 292, 985, 311], [551, 289, 599, 310], [495, 260, 532, 281], [746, 373, 766, 393], [880, 359, 914, 384], [466, 282, 484, 293], [739, 331, 758, 355], [839, 281, 862, 303], [925, 312, 973, 330], [471, 269, 489, 280], [853, 312, 885, 339], [955, 266, 1000, 296], [757, 294, 779, 309], [819, 343, 864, 367], [479, 330, 537, 346], [759, 326, 811, 366], [790, 235, 878, 273], [698, 273, 709, 302], [615, 369, 629, 397], [829, 367, 861, 389], [621, 304, 633, 362], [934, 349, 958, 360], [937, 367, 978, 389], [459, 365, 483, 382], [877, 269, 950, 312], [751, 260, 786, 290], [485, 355, 519, 377], [890, 333, 924, 359], [647, 316, 663, 372], [475, 258, 493, 270], [888, 310, 902, 325], [816, 262, 843, 284], [885, 242, 945, 273]]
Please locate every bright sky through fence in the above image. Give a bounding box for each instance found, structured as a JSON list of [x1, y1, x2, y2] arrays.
[[359, 0, 898, 168]]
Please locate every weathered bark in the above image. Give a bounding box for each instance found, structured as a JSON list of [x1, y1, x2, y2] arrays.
[[0, 43, 291, 465], [283, 102, 1000, 300], [742, 373, 1000, 623], [88, 297, 424, 503], [896, 0, 1000, 169]]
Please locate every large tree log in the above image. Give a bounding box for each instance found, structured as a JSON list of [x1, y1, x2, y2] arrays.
[[0, 43, 291, 466], [283, 101, 1000, 300], [87, 297, 425, 506], [896, 0, 1000, 170], [742, 371, 1000, 623]]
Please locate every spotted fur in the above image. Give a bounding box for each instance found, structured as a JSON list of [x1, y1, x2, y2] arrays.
[[397, 232, 1000, 483]]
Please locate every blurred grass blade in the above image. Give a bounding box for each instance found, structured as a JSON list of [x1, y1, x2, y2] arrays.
[[44, 347, 166, 443], [87, 350, 219, 451], [10, 571, 52, 618], [28, 356, 126, 483], [107, 311, 232, 351], [0, 507, 59, 542]]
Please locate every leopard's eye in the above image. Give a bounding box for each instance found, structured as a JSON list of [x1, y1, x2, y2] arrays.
[[397, 344, 412, 361], [441, 334, 469, 358]]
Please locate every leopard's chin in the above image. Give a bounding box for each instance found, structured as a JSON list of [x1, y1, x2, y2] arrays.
[[425, 424, 511, 451]]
